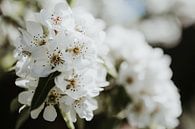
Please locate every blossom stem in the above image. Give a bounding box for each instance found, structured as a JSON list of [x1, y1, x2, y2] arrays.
[[60, 109, 75, 129]]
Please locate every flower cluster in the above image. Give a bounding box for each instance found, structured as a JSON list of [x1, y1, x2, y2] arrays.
[[10, 1, 183, 129], [74, 0, 195, 47], [105, 26, 182, 129], [14, 2, 108, 122]]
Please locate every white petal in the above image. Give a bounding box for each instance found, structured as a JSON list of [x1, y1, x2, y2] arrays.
[[59, 102, 70, 113], [15, 78, 29, 88], [19, 105, 27, 113], [84, 112, 93, 121], [26, 21, 43, 36], [63, 96, 75, 105], [31, 103, 44, 119], [87, 98, 98, 110], [69, 109, 77, 122], [18, 90, 34, 105], [43, 105, 57, 122], [54, 2, 70, 13], [19, 29, 32, 47]]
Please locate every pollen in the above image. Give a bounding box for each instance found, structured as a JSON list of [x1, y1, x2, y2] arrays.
[[64, 71, 83, 92], [126, 76, 134, 84], [48, 48, 65, 69], [73, 97, 84, 108], [65, 40, 88, 59], [46, 89, 61, 105], [50, 53, 64, 67], [31, 34, 47, 46], [51, 14, 62, 25], [65, 78, 77, 91], [22, 50, 31, 57]]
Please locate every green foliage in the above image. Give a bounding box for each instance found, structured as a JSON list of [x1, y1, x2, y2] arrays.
[[111, 86, 131, 115], [15, 106, 30, 129], [31, 71, 60, 110], [67, 0, 73, 6]]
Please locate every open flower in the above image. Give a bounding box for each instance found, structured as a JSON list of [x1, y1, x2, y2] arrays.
[[14, 1, 108, 124], [37, 2, 75, 34], [30, 87, 66, 122], [62, 96, 98, 122]]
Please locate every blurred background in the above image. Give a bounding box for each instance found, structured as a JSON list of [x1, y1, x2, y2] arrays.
[[0, 0, 195, 129]]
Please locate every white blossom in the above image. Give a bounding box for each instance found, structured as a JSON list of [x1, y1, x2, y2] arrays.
[[36, 2, 74, 33], [15, 2, 108, 123], [138, 16, 182, 47], [105, 26, 182, 129], [174, 0, 195, 26], [62, 96, 98, 122], [30, 87, 66, 121], [145, 0, 176, 15]]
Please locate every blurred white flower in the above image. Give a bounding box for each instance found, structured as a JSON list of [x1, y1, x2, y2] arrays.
[[0, 18, 20, 46], [0, 0, 23, 19], [75, 0, 145, 26], [174, 0, 195, 26], [105, 26, 150, 63], [127, 81, 182, 129], [145, 0, 176, 14], [138, 16, 182, 47], [105, 26, 182, 129], [101, 0, 145, 26]]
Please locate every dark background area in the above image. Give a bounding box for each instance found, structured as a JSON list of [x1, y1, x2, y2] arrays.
[[1, 26, 195, 129]]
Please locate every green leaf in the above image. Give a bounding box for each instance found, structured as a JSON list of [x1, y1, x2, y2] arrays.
[[67, 0, 72, 5], [104, 86, 131, 116], [15, 106, 30, 129], [31, 71, 60, 110], [66, 0, 75, 7]]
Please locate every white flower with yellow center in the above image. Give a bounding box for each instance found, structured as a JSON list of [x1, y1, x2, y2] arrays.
[[37, 2, 75, 35], [55, 67, 108, 99], [30, 87, 67, 122], [14, 1, 109, 124], [61, 32, 97, 70], [63, 96, 98, 122], [55, 69, 90, 99], [14, 21, 54, 77]]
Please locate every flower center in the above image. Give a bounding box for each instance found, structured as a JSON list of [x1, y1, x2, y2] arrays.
[[65, 79, 77, 90], [31, 34, 47, 46], [46, 89, 61, 105], [132, 102, 144, 114], [126, 76, 134, 84], [73, 97, 84, 108], [64, 71, 83, 92], [65, 40, 88, 59], [73, 47, 80, 55], [51, 15, 62, 25], [22, 50, 31, 57], [49, 49, 65, 69], [75, 25, 85, 33]]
